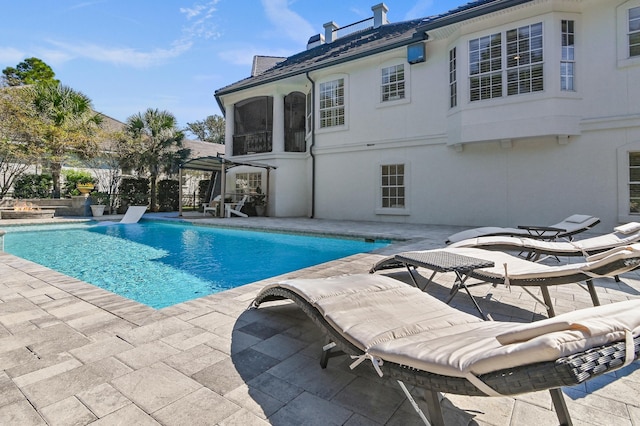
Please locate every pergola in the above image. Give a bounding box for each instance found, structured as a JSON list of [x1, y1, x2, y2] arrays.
[[178, 155, 276, 217]]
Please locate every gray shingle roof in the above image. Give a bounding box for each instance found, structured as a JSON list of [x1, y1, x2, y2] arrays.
[[214, 0, 533, 97]]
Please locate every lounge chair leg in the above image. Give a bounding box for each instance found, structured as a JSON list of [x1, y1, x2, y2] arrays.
[[540, 286, 556, 317], [549, 388, 573, 426], [423, 390, 445, 426], [586, 280, 601, 307]]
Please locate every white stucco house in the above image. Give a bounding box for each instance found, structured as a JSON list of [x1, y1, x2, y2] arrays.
[[214, 0, 640, 230]]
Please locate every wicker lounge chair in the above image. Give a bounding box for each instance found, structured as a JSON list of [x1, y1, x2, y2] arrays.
[[252, 274, 640, 426], [449, 222, 640, 260], [446, 214, 600, 244], [370, 245, 640, 318]]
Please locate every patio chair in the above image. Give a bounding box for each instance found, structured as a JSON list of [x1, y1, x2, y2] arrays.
[[203, 195, 221, 217], [252, 274, 640, 426], [225, 195, 249, 218], [449, 222, 640, 260], [446, 214, 600, 244], [369, 245, 640, 318]]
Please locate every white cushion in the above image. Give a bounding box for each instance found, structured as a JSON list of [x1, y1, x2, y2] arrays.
[[615, 222, 640, 234]]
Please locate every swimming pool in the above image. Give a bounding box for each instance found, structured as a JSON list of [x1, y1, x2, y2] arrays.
[[3, 221, 388, 308]]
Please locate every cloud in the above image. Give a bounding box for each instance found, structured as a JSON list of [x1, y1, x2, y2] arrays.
[[260, 0, 315, 45], [46, 39, 192, 68], [0, 47, 26, 64], [404, 0, 435, 20], [219, 46, 293, 66], [179, 0, 221, 40]]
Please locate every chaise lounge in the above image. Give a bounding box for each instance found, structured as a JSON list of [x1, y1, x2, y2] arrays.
[[252, 274, 640, 426], [370, 245, 640, 318], [446, 214, 600, 244], [449, 222, 640, 261]]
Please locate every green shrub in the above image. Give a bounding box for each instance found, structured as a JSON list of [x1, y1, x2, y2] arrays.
[[158, 179, 179, 212], [63, 170, 95, 196], [13, 173, 53, 199], [118, 177, 149, 213], [89, 191, 109, 205]]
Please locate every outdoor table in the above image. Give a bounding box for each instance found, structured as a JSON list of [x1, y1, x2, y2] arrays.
[[394, 250, 495, 319]]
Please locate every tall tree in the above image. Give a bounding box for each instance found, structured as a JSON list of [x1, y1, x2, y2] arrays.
[[30, 82, 103, 197], [123, 108, 189, 211], [185, 114, 225, 143], [0, 86, 43, 198], [2, 57, 59, 87]]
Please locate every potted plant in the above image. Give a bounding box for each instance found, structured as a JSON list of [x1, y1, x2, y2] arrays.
[[252, 187, 266, 216], [89, 191, 109, 217]]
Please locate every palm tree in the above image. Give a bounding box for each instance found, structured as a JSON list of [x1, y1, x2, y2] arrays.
[[30, 82, 102, 197], [123, 108, 188, 211]]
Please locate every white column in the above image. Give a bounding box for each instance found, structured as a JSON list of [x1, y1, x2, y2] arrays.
[[272, 94, 285, 153], [225, 103, 234, 157]]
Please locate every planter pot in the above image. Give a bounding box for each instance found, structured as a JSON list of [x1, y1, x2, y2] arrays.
[[77, 184, 94, 195], [255, 205, 266, 216], [90, 205, 106, 217]]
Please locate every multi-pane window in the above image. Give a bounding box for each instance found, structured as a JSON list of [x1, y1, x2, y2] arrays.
[[306, 91, 312, 133], [561, 20, 575, 91], [469, 33, 503, 101], [381, 64, 405, 102], [469, 23, 543, 101], [235, 172, 262, 194], [506, 23, 543, 95], [630, 6, 640, 57], [630, 153, 640, 214], [319, 79, 345, 128], [381, 164, 405, 208], [449, 47, 457, 108]]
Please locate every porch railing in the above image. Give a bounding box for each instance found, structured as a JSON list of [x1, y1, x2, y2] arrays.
[[233, 131, 272, 156]]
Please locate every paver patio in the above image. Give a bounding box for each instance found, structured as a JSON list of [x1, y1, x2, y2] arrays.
[[0, 214, 639, 425]]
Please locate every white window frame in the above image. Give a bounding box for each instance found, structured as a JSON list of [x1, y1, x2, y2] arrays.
[[617, 143, 640, 222], [376, 162, 408, 213], [234, 172, 262, 194], [561, 19, 575, 91], [617, 0, 640, 67], [449, 47, 458, 108], [306, 90, 312, 136], [381, 64, 405, 102], [318, 78, 345, 129], [468, 22, 544, 102], [375, 163, 410, 216]]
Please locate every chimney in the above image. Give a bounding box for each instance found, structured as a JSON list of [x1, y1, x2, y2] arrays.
[[324, 21, 339, 43], [372, 3, 389, 28], [307, 33, 324, 50]]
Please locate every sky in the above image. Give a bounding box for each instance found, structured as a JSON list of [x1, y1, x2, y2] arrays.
[[0, 0, 465, 132]]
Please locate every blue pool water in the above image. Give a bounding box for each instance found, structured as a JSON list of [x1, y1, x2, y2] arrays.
[[3, 221, 388, 309]]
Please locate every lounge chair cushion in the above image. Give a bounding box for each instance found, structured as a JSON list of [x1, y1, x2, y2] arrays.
[[270, 274, 640, 378], [615, 222, 640, 234], [564, 214, 594, 224], [446, 214, 599, 244], [437, 246, 640, 281], [449, 231, 640, 254]]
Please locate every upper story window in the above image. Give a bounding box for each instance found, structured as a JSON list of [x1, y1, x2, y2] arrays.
[[630, 6, 640, 57], [506, 23, 543, 95], [469, 33, 502, 101], [319, 78, 344, 128], [449, 47, 457, 108], [306, 91, 312, 134], [381, 64, 405, 102], [561, 20, 575, 91], [469, 22, 543, 102]]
